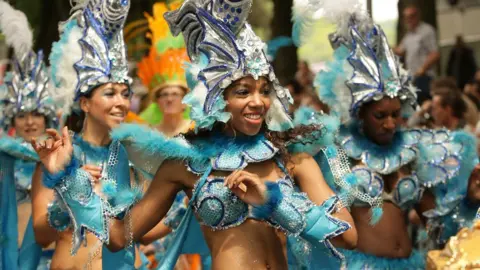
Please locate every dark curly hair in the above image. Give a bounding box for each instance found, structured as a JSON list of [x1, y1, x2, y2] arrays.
[[182, 122, 321, 173]]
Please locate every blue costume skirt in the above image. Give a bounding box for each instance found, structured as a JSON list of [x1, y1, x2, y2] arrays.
[[340, 249, 425, 270], [36, 250, 54, 270]]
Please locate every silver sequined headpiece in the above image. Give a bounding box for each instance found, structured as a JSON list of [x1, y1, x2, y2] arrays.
[[328, 21, 418, 117], [0, 51, 58, 130], [296, 0, 418, 121], [49, 0, 132, 114], [0, 1, 57, 130], [165, 0, 293, 132]]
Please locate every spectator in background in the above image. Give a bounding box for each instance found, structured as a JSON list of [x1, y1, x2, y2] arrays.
[[432, 77, 478, 131], [464, 70, 480, 109], [295, 60, 314, 89], [395, 4, 440, 104], [430, 87, 468, 131], [408, 77, 478, 130], [447, 36, 477, 90]]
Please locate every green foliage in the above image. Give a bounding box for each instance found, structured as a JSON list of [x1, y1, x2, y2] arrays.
[[298, 19, 397, 62], [298, 19, 336, 62], [249, 0, 274, 40]]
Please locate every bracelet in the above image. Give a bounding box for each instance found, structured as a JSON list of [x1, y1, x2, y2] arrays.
[[252, 182, 283, 219], [124, 210, 134, 248], [42, 157, 80, 188]]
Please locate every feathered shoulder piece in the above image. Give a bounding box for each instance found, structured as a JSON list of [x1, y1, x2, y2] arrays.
[[111, 123, 206, 177], [49, 0, 132, 115], [0, 135, 38, 161]]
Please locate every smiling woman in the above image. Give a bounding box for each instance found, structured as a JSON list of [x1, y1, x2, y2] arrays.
[[32, 0, 358, 269], [29, 1, 152, 269], [224, 76, 272, 136], [79, 83, 132, 131], [13, 112, 47, 142], [0, 2, 59, 269]]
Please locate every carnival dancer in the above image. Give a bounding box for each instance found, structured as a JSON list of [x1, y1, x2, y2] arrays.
[[32, 0, 358, 269], [0, 2, 58, 269], [137, 3, 209, 268], [29, 0, 149, 269], [137, 1, 192, 136], [292, 0, 479, 268]]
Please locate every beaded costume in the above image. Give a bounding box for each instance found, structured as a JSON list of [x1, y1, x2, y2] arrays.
[[293, 0, 479, 268], [43, 0, 355, 269], [110, 0, 352, 268], [44, 0, 150, 268], [0, 1, 58, 269]]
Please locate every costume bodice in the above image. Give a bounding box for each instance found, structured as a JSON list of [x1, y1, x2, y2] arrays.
[[350, 165, 423, 210], [48, 135, 135, 232], [337, 124, 463, 211], [193, 174, 301, 230], [185, 135, 313, 232]]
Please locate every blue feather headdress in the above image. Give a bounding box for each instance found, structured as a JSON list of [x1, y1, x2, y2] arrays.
[[0, 1, 57, 130], [49, 0, 132, 115], [293, 0, 418, 122], [164, 0, 294, 132]]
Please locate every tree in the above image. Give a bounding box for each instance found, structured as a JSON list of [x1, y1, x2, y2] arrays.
[[12, 0, 158, 58], [271, 0, 297, 84]]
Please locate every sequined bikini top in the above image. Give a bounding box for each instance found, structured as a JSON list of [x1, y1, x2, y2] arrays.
[[184, 135, 313, 231], [337, 123, 463, 211], [47, 135, 135, 232]]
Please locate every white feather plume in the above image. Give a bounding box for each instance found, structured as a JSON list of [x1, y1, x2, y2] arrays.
[[291, 0, 318, 46], [70, 0, 89, 12], [0, 1, 33, 57], [48, 20, 84, 117], [316, 0, 370, 40]]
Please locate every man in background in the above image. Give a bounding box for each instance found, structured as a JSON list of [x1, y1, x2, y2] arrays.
[[395, 4, 440, 104], [447, 35, 477, 89]]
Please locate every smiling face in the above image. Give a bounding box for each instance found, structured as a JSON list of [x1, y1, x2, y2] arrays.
[[359, 97, 402, 145], [13, 111, 47, 141], [80, 83, 131, 130], [224, 76, 272, 136], [155, 85, 187, 116]]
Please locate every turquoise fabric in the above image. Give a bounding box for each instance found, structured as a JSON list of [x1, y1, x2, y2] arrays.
[[340, 248, 425, 270], [18, 217, 42, 270], [47, 135, 140, 268], [0, 152, 19, 270], [0, 136, 42, 270]]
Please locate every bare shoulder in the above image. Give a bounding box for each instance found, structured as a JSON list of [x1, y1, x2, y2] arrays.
[[289, 152, 314, 166], [158, 159, 198, 189]]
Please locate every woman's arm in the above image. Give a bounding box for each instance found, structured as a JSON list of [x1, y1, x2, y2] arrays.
[[130, 168, 175, 245], [139, 221, 173, 245], [292, 153, 358, 249], [31, 163, 58, 247], [108, 160, 187, 251], [416, 189, 436, 225]]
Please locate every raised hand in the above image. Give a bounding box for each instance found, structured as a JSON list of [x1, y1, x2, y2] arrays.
[[224, 170, 267, 206], [31, 126, 74, 174], [82, 164, 102, 184]]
